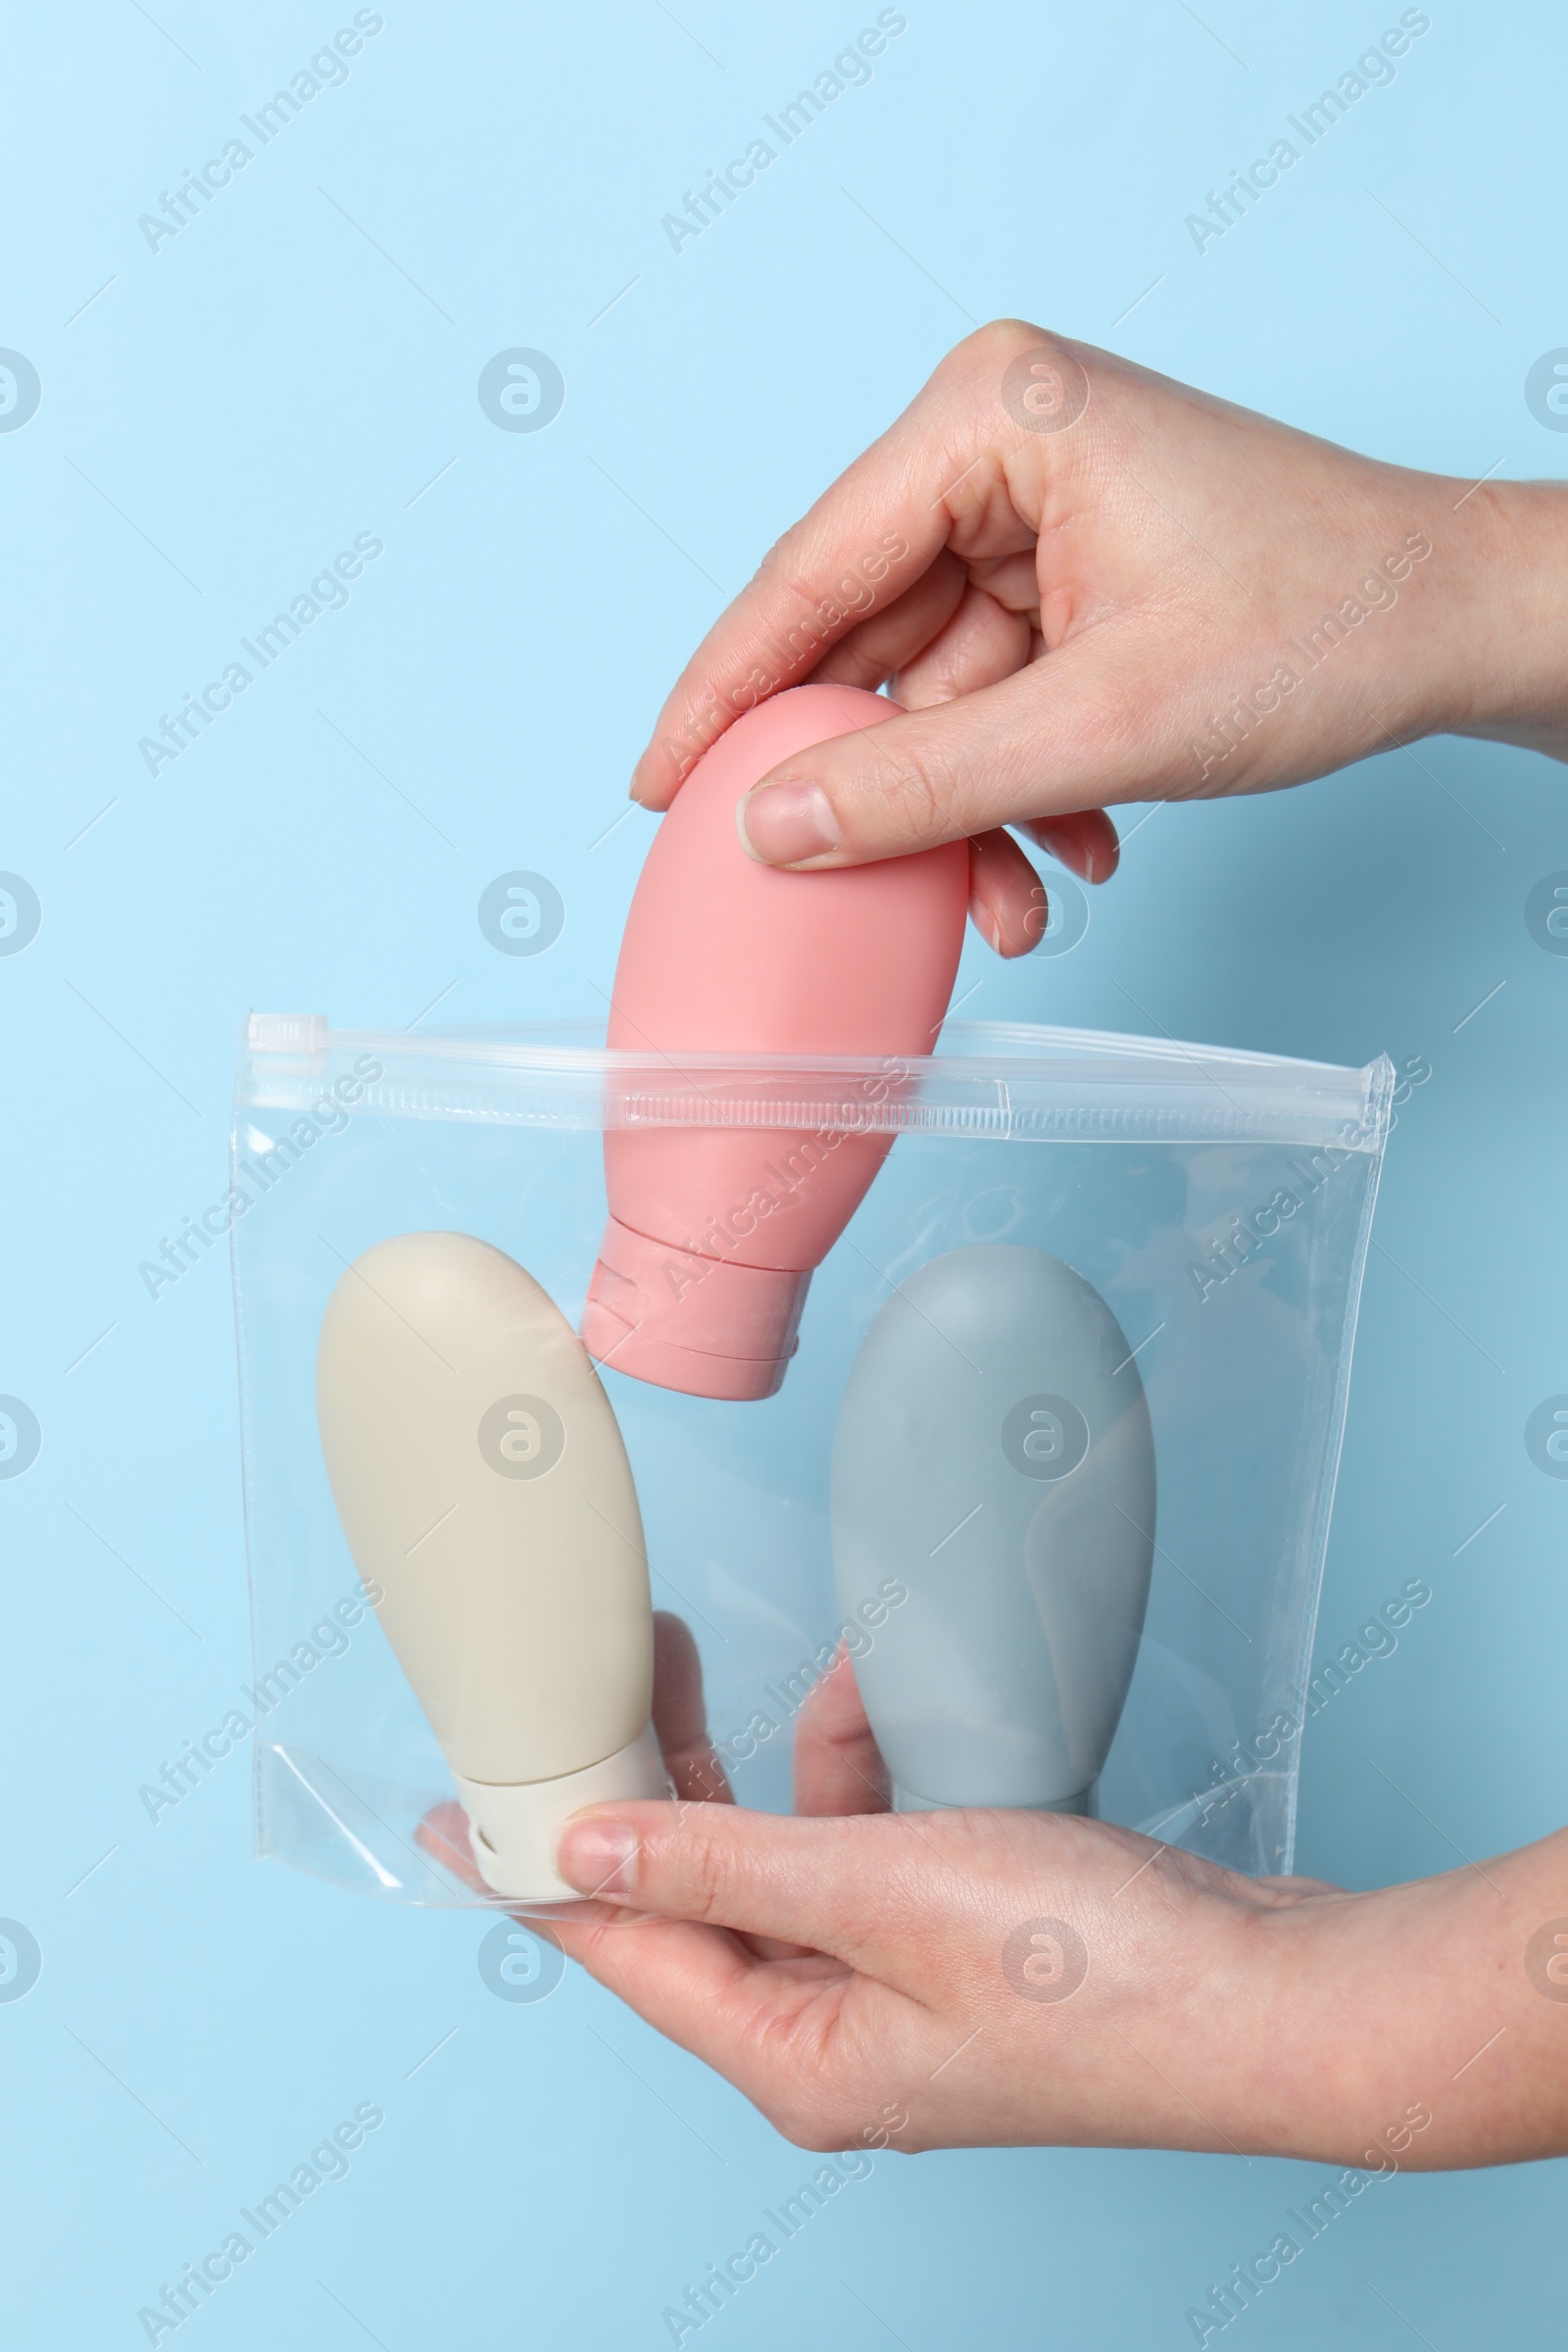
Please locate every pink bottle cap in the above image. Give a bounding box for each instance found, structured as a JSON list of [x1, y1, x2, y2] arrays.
[[581, 1216, 810, 1401]]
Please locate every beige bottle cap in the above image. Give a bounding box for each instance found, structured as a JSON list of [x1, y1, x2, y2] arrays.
[[455, 1724, 669, 1902]]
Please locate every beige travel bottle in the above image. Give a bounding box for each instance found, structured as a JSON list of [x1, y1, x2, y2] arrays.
[[316, 1231, 666, 1901]]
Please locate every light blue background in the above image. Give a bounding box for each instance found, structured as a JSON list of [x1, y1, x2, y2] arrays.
[[3, 1, 1565, 2342]]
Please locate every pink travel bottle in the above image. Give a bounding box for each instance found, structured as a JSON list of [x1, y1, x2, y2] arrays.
[[581, 683, 968, 1400]]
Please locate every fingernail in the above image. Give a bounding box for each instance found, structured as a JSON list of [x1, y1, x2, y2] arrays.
[[967, 894, 1003, 955], [557, 1815, 638, 1896], [1032, 824, 1089, 882], [738, 780, 841, 866]]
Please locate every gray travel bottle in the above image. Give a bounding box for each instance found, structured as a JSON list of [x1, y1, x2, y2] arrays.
[[831, 1245, 1156, 1814]]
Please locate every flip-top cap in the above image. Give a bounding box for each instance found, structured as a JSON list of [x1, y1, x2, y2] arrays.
[[456, 1725, 668, 1903]]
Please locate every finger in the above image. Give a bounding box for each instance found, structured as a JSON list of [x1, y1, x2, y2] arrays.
[[966, 813, 1122, 956], [629, 324, 1050, 808], [651, 1609, 733, 1804], [417, 1613, 739, 1886], [1020, 808, 1120, 884], [966, 829, 1049, 959], [792, 1645, 891, 1817], [891, 581, 1032, 709], [735, 636, 1164, 867], [1244, 1871, 1345, 1903], [628, 466, 954, 808], [555, 1797, 936, 1971], [649, 1618, 827, 1960], [807, 549, 968, 693], [413, 1792, 808, 1978], [414, 1801, 612, 1930]]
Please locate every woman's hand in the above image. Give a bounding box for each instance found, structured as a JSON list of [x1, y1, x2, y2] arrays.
[[547, 1779, 1568, 2169], [631, 320, 1568, 956], [423, 1630, 1568, 2167]]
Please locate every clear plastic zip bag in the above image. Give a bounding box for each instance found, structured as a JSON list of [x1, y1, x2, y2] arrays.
[[230, 1014, 1391, 1905]]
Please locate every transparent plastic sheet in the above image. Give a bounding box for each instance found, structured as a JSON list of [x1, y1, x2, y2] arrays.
[[230, 1015, 1392, 1906]]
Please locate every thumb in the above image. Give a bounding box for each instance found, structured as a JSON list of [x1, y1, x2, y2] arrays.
[[737, 632, 1174, 867], [555, 1798, 941, 1974]]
